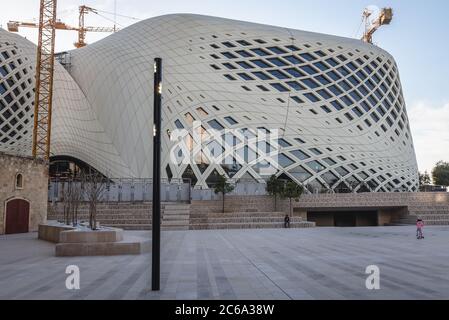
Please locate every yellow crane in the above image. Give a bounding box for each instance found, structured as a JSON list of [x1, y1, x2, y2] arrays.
[[362, 7, 393, 44], [31, 0, 57, 160], [9, 2, 121, 159], [7, 5, 118, 48]]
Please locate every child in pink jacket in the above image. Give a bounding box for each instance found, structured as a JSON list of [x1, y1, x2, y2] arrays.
[[416, 219, 424, 239]]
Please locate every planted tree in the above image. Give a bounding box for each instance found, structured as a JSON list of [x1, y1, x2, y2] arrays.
[[266, 175, 285, 211], [432, 161, 449, 187], [213, 174, 235, 213], [83, 169, 107, 230], [419, 171, 432, 190], [281, 181, 304, 219]]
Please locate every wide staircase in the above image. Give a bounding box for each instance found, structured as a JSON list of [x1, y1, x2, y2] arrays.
[[48, 202, 315, 230], [161, 203, 190, 231], [189, 211, 315, 230], [407, 203, 449, 225], [48, 202, 191, 231], [390, 203, 449, 226]]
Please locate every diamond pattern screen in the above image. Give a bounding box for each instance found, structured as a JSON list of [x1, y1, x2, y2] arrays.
[[0, 40, 35, 156], [0, 15, 419, 193]]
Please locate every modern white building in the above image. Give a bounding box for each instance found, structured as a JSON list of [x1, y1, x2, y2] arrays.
[[0, 14, 419, 193]]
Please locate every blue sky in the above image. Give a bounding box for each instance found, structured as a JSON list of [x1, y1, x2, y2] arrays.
[[1, 0, 448, 174]]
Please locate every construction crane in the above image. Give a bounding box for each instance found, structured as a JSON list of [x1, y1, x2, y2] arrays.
[[361, 7, 393, 44], [7, 5, 119, 48], [32, 0, 57, 160]]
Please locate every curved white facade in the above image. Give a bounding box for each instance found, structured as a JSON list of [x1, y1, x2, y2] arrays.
[[0, 14, 418, 192]]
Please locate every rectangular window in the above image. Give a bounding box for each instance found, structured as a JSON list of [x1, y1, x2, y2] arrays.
[[222, 52, 238, 59], [300, 65, 318, 75], [251, 59, 272, 68], [238, 73, 254, 81], [270, 83, 289, 92], [326, 57, 338, 67], [285, 68, 305, 78], [236, 50, 253, 58], [208, 119, 225, 130], [268, 70, 290, 80], [304, 92, 320, 102], [284, 55, 303, 64], [222, 41, 236, 48], [299, 53, 316, 61], [286, 45, 300, 51], [224, 116, 238, 125], [286, 81, 305, 91], [317, 89, 331, 100], [321, 105, 332, 113], [267, 57, 288, 67], [314, 62, 329, 71], [237, 40, 251, 46], [341, 95, 353, 107], [267, 46, 287, 54], [331, 100, 344, 111], [315, 75, 331, 85], [237, 61, 254, 69], [326, 70, 341, 81], [291, 96, 304, 104], [328, 85, 343, 96], [257, 85, 269, 92], [251, 48, 270, 56], [352, 106, 363, 117], [223, 63, 237, 70], [252, 71, 272, 80], [301, 78, 319, 89], [291, 149, 310, 160], [224, 74, 237, 81]]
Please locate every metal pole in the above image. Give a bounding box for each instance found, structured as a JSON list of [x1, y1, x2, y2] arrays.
[[152, 58, 162, 291]]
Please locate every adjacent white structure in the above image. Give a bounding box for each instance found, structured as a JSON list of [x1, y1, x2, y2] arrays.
[[0, 14, 419, 192]]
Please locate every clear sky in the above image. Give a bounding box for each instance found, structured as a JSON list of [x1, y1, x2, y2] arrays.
[[1, 0, 448, 175]]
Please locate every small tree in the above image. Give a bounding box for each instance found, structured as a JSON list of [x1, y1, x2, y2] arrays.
[[266, 175, 285, 211], [419, 171, 432, 190], [83, 169, 107, 230], [213, 174, 235, 213], [432, 161, 449, 187], [281, 181, 304, 219]]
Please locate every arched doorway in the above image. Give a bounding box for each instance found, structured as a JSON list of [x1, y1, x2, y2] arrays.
[[5, 199, 30, 234]]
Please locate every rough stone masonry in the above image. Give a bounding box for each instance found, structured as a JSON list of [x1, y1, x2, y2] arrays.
[[0, 152, 48, 234]]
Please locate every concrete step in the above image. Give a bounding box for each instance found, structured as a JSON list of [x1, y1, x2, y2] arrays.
[[162, 226, 190, 231], [162, 220, 190, 226], [190, 217, 293, 224], [190, 221, 315, 230], [190, 212, 287, 218], [163, 216, 189, 221]]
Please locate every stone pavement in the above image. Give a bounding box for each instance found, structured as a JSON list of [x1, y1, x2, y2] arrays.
[[1, 227, 449, 300]]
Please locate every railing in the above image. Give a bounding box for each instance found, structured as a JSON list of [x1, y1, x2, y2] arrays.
[[48, 179, 270, 203]]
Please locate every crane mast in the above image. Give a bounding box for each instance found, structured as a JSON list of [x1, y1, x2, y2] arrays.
[[362, 7, 393, 44], [32, 0, 57, 159]]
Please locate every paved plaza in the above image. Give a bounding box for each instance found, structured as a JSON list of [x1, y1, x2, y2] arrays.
[[1, 226, 449, 300]]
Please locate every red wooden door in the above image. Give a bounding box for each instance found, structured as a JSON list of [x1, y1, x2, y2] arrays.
[[5, 199, 30, 234]]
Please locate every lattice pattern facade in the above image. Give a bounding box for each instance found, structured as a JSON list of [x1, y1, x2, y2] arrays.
[[0, 14, 419, 192]]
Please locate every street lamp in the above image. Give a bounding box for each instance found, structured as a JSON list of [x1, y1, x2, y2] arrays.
[[152, 58, 162, 291]]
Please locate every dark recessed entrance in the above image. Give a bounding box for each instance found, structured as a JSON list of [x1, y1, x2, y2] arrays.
[[308, 210, 378, 227]]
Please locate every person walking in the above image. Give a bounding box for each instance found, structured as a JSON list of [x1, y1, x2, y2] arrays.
[[416, 218, 424, 239]]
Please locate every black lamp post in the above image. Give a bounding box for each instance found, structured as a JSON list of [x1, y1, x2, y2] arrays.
[[152, 57, 162, 291]]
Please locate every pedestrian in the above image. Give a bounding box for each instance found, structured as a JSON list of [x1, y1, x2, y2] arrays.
[[284, 214, 290, 228], [416, 218, 424, 239]]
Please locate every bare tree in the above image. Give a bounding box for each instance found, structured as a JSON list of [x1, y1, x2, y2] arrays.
[[70, 177, 84, 227], [83, 168, 107, 230]]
